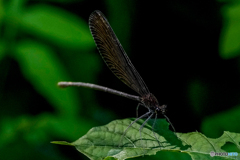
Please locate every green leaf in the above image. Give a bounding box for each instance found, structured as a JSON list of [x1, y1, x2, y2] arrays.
[[40, 0, 82, 2], [13, 39, 80, 117], [201, 105, 240, 138], [54, 118, 182, 160], [51, 141, 74, 146], [219, 4, 240, 59], [0, 0, 4, 23], [52, 118, 240, 159], [21, 4, 94, 50]]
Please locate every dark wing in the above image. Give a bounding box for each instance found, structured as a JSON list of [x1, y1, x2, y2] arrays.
[[89, 10, 150, 96]]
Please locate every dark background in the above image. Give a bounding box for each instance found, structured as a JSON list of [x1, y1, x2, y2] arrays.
[[1, 0, 240, 159]]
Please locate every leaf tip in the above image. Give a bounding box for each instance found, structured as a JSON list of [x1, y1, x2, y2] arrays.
[[51, 141, 74, 146]]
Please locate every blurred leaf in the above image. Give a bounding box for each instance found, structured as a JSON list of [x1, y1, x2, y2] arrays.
[[0, 114, 77, 160], [219, 4, 240, 59], [201, 105, 240, 138], [6, 0, 25, 14], [53, 118, 240, 160], [217, 0, 240, 4], [39, 0, 81, 2], [21, 4, 94, 50], [0, 115, 49, 147], [187, 79, 208, 115], [0, 40, 6, 60], [3, 0, 26, 42], [13, 39, 80, 117], [105, 0, 134, 53], [0, 0, 4, 24], [48, 114, 97, 140], [0, 112, 97, 150]]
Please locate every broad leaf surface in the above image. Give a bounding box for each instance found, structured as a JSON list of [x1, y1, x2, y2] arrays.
[[52, 118, 240, 160]]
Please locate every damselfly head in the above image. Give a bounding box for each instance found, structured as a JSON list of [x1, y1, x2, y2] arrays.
[[157, 104, 167, 114], [141, 93, 166, 113]]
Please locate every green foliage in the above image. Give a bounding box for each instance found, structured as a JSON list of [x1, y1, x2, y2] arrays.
[[21, 4, 94, 50], [201, 105, 240, 138], [219, 1, 240, 59], [53, 118, 240, 160], [1, 0, 240, 159], [0, 0, 134, 159]]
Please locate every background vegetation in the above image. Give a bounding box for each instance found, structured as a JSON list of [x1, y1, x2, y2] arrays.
[[0, 0, 240, 159]]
